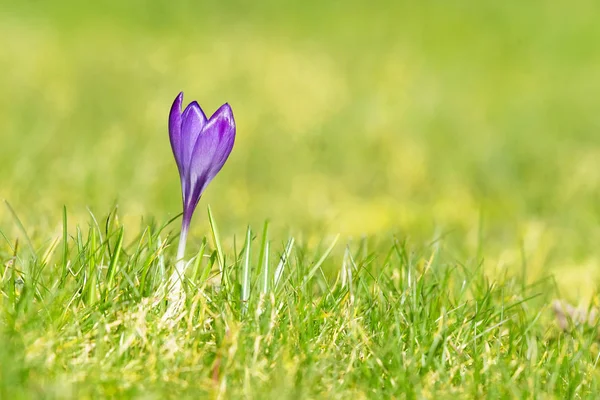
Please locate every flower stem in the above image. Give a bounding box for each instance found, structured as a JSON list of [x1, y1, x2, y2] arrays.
[[175, 223, 188, 275], [169, 220, 189, 301]]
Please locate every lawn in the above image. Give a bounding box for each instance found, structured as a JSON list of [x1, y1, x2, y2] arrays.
[[1, 1, 600, 398]]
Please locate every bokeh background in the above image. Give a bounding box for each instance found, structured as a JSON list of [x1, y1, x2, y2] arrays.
[[1, 1, 600, 296]]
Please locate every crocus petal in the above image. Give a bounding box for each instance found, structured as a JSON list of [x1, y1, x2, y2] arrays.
[[184, 103, 236, 218], [180, 101, 208, 173], [190, 103, 236, 189], [168, 92, 184, 174]]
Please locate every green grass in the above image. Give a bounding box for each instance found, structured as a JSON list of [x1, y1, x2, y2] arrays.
[[3, 205, 598, 399], [2, 0, 600, 398]]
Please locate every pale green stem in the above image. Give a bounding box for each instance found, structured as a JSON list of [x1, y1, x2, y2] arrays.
[[169, 222, 189, 297], [175, 224, 188, 276]]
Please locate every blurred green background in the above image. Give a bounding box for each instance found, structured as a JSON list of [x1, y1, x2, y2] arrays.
[[1, 1, 599, 295]]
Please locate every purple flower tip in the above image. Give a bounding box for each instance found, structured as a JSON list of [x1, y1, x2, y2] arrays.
[[169, 92, 236, 229]]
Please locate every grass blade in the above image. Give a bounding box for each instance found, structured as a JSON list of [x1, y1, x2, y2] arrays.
[[104, 226, 124, 297], [304, 234, 339, 283], [207, 205, 224, 274], [61, 205, 68, 284], [274, 237, 295, 289], [4, 200, 35, 258], [241, 226, 252, 308], [257, 220, 269, 293], [262, 241, 270, 294]]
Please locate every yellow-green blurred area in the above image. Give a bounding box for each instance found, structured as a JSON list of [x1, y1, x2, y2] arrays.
[[1, 1, 600, 294]]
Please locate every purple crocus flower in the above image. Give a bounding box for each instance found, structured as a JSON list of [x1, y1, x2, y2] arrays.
[[169, 92, 236, 281]]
